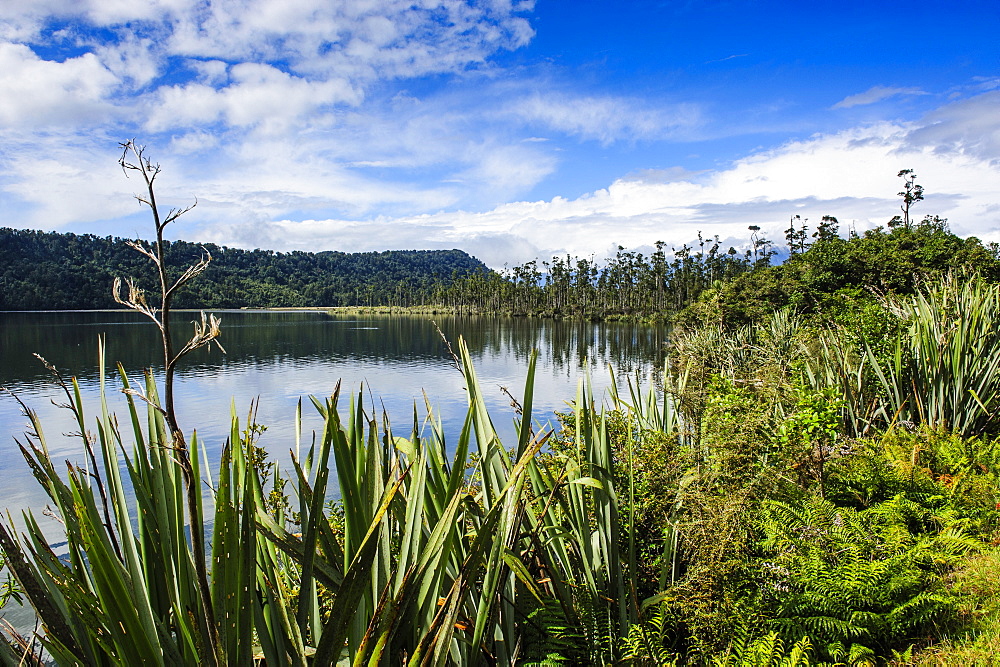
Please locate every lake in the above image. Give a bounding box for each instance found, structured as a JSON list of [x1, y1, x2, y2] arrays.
[[1, 310, 667, 521]]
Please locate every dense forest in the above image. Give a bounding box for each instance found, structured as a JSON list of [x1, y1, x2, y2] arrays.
[[0, 227, 487, 310]]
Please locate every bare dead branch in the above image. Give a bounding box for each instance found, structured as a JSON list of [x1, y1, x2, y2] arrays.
[[113, 140, 220, 648], [112, 277, 161, 324], [163, 198, 198, 226], [121, 387, 169, 417], [499, 385, 524, 416], [124, 239, 160, 265], [119, 139, 160, 185], [431, 320, 462, 373], [165, 250, 212, 298]]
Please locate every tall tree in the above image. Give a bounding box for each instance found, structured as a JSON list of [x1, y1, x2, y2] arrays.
[[889, 168, 924, 228]]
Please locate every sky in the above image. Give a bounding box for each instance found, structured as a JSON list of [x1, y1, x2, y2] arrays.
[[0, 0, 998, 267]]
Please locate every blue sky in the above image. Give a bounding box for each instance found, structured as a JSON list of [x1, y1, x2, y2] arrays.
[[0, 0, 997, 266]]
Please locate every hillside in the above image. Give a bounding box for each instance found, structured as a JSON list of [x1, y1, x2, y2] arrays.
[[0, 227, 489, 310]]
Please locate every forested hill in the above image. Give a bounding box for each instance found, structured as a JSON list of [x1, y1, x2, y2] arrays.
[[0, 227, 489, 310]]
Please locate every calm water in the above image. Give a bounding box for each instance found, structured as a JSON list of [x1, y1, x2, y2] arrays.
[[1, 310, 666, 520]]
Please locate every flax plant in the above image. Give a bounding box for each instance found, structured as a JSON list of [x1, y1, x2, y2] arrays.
[[254, 338, 677, 664], [867, 274, 1000, 436], [801, 329, 874, 437], [1, 324, 674, 665], [0, 337, 683, 665], [0, 142, 253, 665], [249, 339, 550, 664], [111, 140, 225, 658], [0, 346, 263, 664]]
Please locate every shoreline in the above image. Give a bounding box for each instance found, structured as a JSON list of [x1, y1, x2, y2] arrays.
[[0, 305, 669, 324]]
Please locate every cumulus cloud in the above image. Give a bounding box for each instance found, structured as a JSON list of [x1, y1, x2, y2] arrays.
[[833, 85, 929, 109], [1, 0, 533, 81], [146, 65, 361, 132], [0, 0, 536, 138], [0, 43, 118, 127], [161, 0, 534, 79], [93, 33, 161, 88]]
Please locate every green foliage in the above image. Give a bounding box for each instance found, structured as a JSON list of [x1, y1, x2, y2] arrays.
[[775, 388, 844, 498], [0, 555, 21, 609], [826, 427, 1000, 540], [889, 169, 925, 229], [686, 220, 1000, 327], [866, 273, 1000, 437], [654, 288, 1000, 663], [441, 237, 755, 320], [550, 405, 688, 601], [758, 494, 970, 660], [0, 226, 487, 310], [912, 550, 1000, 663], [519, 599, 586, 665], [619, 606, 679, 666], [711, 627, 813, 667]]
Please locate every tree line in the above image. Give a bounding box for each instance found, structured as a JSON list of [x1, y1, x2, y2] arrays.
[[439, 235, 756, 319], [6, 170, 998, 320]]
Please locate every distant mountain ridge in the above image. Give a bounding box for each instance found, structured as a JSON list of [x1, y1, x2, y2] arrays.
[[0, 227, 489, 310]]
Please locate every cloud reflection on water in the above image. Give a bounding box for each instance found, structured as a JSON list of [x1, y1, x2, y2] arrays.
[[1, 311, 666, 523]]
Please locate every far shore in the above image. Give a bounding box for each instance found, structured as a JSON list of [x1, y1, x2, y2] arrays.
[[323, 305, 463, 315]]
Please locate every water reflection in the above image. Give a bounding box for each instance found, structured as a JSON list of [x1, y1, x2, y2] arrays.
[[2, 311, 662, 384], [1, 311, 665, 518]]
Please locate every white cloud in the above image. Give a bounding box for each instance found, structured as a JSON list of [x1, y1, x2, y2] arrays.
[[454, 143, 557, 196], [833, 85, 928, 109], [0, 0, 536, 136], [169, 130, 221, 154], [903, 91, 1000, 163], [511, 93, 702, 144], [5, 90, 998, 268], [0, 43, 118, 127], [93, 33, 161, 88], [146, 64, 361, 132], [191, 60, 229, 86], [42, 0, 534, 82], [0, 136, 142, 229]]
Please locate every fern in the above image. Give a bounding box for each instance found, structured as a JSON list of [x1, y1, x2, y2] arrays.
[[712, 628, 812, 667], [618, 606, 680, 666], [758, 495, 964, 659]]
